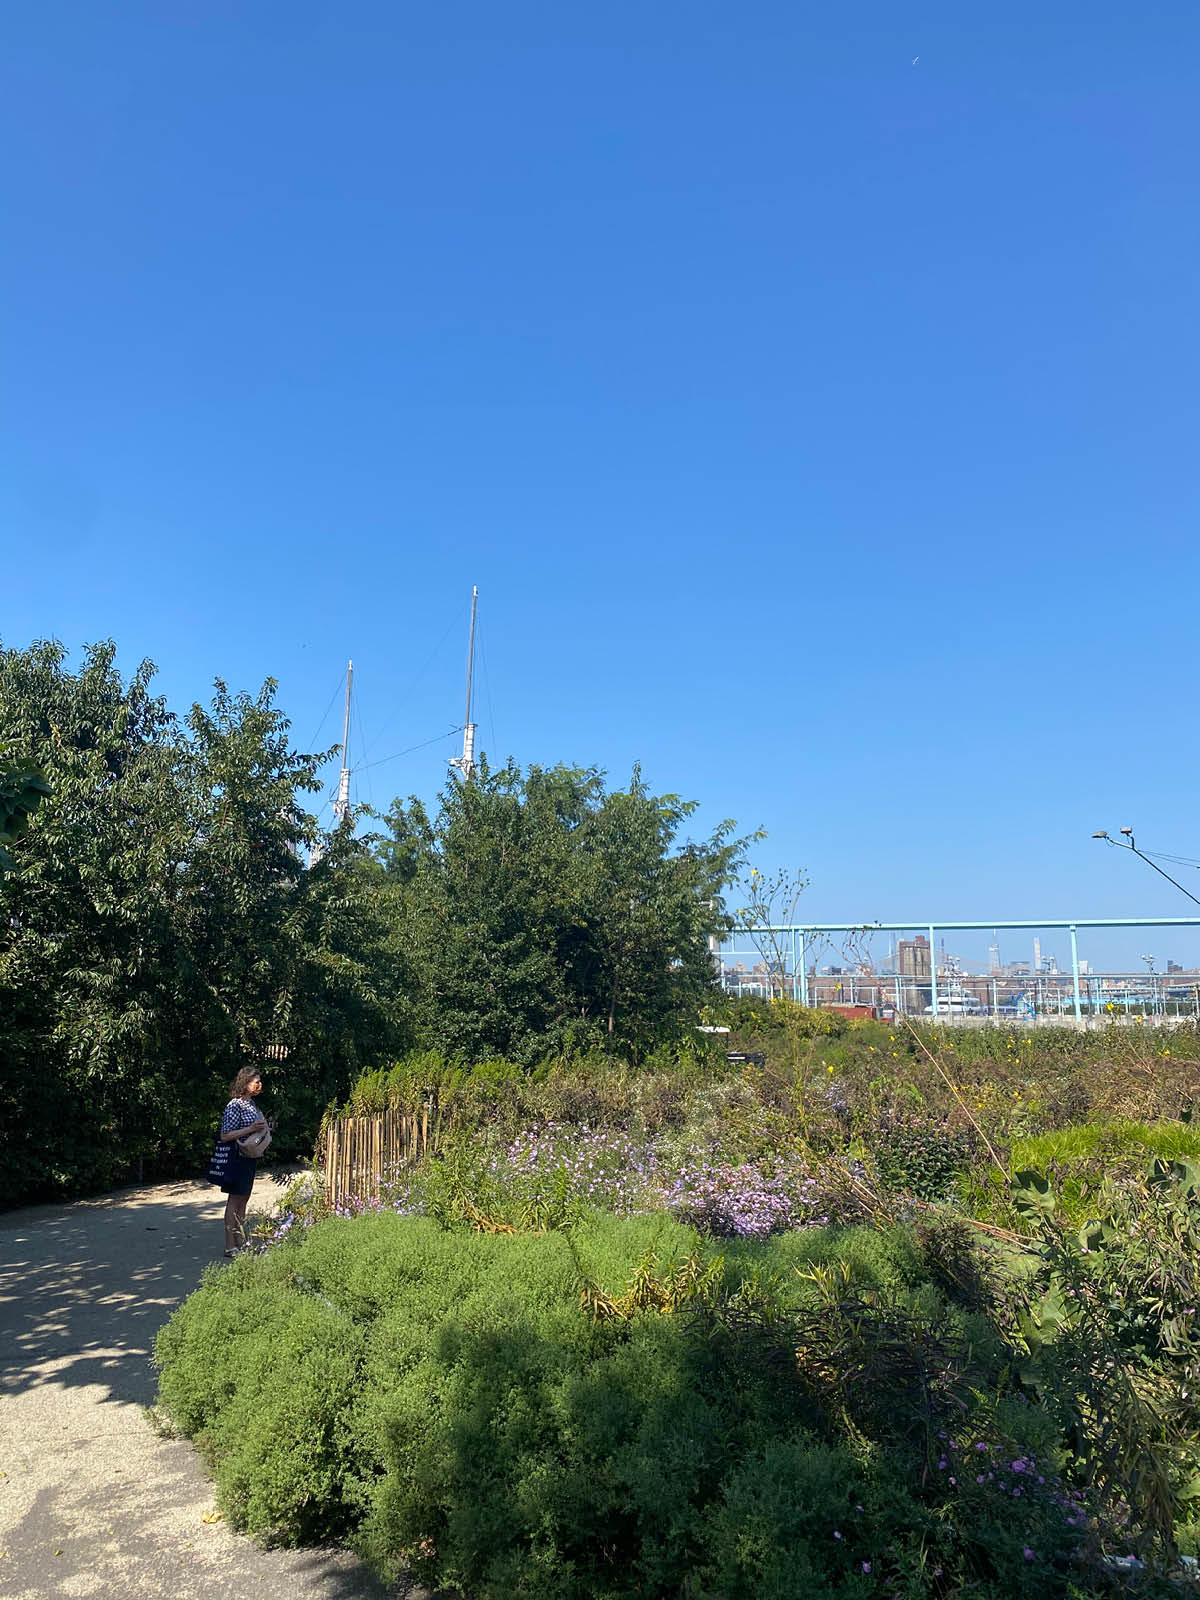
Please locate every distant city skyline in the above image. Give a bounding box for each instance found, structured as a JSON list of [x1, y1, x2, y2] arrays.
[[720, 926, 1200, 1019], [719, 926, 1200, 982]]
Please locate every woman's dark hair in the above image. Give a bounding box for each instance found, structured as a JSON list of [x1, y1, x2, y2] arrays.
[[229, 1066, 262, 1100]]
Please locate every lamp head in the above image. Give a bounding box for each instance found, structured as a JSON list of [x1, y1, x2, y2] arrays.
[[1091, 831, 1108, 839], [1120, 826, 1134, 837]]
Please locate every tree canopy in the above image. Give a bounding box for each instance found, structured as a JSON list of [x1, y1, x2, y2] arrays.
[[0, 640, 405, 1203], [384, 760, 745, 1062], [0, 639, 747, 1204], [0, 767, 49, 876]]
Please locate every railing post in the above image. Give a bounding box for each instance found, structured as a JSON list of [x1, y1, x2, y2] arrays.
[[929, 925, 938, 1019], [1070, 924, 1082, 1025]]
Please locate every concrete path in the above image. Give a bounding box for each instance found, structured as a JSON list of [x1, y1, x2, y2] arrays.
[[0, 1177, 417, 1600]]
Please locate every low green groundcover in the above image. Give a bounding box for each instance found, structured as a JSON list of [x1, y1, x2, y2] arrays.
[[155, 1212, 1114, 1599]]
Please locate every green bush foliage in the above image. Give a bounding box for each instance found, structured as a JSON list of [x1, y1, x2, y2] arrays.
[[381, 763, 749, 1062], [0, 638, 756, 1205], [342, 1007, 1200, 1192], [157, 1212, 1142, 1598], [0, 639, 408, 1204], [155, 1260, 367, 1541], [873, 1114, 976, 1201]]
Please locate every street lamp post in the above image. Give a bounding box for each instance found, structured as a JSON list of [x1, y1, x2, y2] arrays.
[[1140, 953, 1157, 1017], [1093, 829, 1200, 1010], [1092, 829, 1200, 909]]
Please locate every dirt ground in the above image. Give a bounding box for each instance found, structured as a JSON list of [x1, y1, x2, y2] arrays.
[[0, 1176, 418, 1600]]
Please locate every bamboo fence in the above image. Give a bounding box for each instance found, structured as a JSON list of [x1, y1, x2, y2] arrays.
[[322, 1105, 442, 1208]]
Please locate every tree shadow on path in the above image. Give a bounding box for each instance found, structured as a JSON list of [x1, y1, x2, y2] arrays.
[[0, 1179, 227, 1404], [0, 1178, 439, 1598]]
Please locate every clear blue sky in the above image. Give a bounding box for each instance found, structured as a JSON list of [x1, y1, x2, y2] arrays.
[[5, 2, 1200, 968]]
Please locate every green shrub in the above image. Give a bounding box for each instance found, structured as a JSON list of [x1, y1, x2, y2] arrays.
[[1013, 1118, 1200, 1173], [155, 1252, 368, 1542], [1002, 1156, 1200, 1556], [872, 1114, 976, 1201], [963, 1120, 1200, 1232], [702, 1436, 896, 1600], [156, 1212, 1120, 1597], [334, 1024, 1200, 1181]]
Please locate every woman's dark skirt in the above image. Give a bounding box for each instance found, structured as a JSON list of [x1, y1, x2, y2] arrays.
[[220, 1149, 257, 1197]]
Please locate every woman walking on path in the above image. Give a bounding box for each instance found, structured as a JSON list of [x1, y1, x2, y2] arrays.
[[210, 1067, 270, 1256]]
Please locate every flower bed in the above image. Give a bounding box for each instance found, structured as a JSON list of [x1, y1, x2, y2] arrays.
[[156, 1212, 1115, 1599]]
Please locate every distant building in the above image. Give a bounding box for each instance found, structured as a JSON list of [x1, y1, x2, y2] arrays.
[[896, 934, 932, 1007], [897, 934, 931, 983]]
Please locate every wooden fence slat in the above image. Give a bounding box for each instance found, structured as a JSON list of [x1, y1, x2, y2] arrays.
[[324, 1102, 444, 1209]]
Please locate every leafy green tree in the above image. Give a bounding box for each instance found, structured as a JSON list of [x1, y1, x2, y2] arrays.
[[0, 640, 406, 1204], [384, 765, 574, 1063], [272, 829, 411, 1143], [0, 767, 49, 875], [383, 760, 745, 1062], [0, 641, 186, 1197]]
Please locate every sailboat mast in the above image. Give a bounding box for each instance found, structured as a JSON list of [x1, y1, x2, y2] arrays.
[[333, 659, 353, 825], [464, 586, 477, 742], [309, 658, 353, 868], [451, 589, 478, 781]]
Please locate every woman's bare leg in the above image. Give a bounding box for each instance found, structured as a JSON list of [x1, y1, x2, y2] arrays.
[[223, 1192, 250, 1252], [231, 1193, 250, 1246]]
